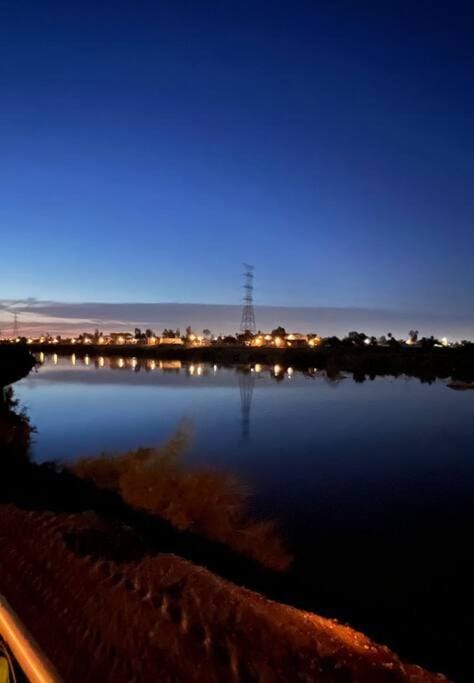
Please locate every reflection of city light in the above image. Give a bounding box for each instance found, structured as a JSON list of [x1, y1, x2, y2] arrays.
[[118, 358, 124, 368], [213, 364, 218, 373], [39, 352, 45, 363], [131, 357, 137, 369], [71, 354, 76, 366], [53, 353, 58, 365], [254, 363, 262, 373], [99, 356, 105, 368], [189, 364, 195, 375], [84, 355, 90, 366], [197, 365, 203, 375], [273, 364, 282, 374], [287, 367, 294, 377], [149, 359, 156, 370]]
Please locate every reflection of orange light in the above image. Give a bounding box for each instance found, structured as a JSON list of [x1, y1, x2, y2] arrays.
[[273, 364, 282, 374], [99, 356, 105, 368], [254, 363, 262, 373], [118, 357, 124, 368]]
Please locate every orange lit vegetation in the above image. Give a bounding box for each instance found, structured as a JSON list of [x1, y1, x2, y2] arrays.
[[72, 425, 292, 572]]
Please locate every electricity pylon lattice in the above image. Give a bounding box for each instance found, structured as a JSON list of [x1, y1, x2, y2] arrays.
[[240, 264, 256, 334]]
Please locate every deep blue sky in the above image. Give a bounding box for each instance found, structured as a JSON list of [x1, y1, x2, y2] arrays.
[[1, 1, 473, 314]]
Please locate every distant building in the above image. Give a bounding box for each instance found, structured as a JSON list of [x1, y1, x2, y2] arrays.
[[285, 333, 308, 347], [159, 337, 184, 345], [109, 332, 134, 345]]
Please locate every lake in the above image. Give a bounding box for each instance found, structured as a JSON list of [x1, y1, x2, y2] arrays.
[[13, 353, 474, 681]]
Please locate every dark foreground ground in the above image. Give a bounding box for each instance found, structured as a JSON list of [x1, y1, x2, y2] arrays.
[[0, 389, 448, 683]]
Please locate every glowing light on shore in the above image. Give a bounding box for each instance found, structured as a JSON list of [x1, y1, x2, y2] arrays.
[[441, 337, 448, 347]]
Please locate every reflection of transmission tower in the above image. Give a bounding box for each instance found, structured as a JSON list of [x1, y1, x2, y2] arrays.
[[240, 264, 256, 333], [239, 370, 255, 442]]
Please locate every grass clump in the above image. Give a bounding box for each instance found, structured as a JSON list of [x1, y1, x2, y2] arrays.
[[72, 424, 291, 572]]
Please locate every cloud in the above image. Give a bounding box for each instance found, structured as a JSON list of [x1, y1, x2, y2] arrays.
[[1, 299, 473, 340]]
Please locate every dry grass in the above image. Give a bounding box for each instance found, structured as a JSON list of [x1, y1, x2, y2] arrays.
[[72, 424, 291, 571]]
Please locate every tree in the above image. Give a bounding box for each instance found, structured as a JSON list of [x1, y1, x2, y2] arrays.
[[408, 329, 419, 343], [202, 329, 211, 338], [346, 331, 368, 344], [134, 327, 142, 340], [145, 329, 155, 338], [185, 325, 193, 339], [271, 326, 286, 338]]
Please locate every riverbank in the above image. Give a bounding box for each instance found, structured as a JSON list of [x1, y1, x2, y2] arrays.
[[0, 391, 447, 682], [24, 340, 474, 380], [0, 345, 35, 387]]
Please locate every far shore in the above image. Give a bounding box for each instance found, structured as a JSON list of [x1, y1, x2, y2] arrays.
[[20, 340, 474, 381]]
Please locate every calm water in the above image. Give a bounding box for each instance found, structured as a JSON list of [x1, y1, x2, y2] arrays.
[[13, 354, 474, 680]]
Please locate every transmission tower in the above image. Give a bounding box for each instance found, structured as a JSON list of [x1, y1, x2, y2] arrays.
[[240, 264, 256, 333], [12, 312, 19, 338]]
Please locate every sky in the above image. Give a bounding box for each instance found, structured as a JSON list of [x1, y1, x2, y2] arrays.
[[1, 1, 474, 327]]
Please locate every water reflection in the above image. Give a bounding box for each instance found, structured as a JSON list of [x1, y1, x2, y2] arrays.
[[37, 352, 316, 384], [238, 369, 255, 442]]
